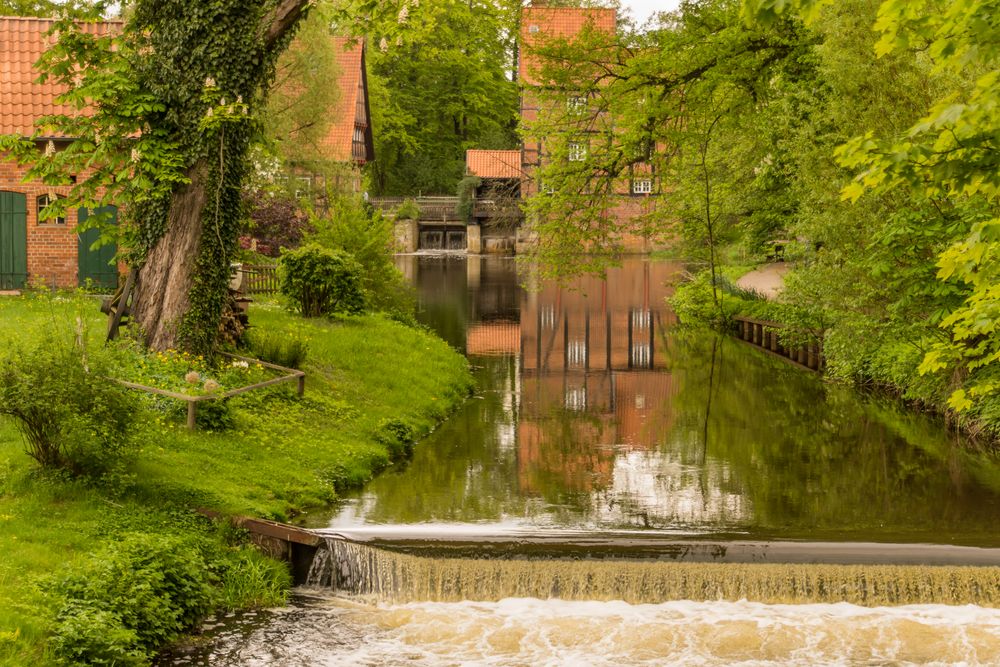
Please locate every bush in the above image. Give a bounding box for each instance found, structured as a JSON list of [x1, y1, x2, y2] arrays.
[[0, 335, 138, 478], [395, 199, 420, 220], [241, 191, 312, 258], [375, 417, 416, 461], [308, 197, 416, 319], [50, 534, 217, 665], [278, 243, 366, 317], [246, 329, 309, 369]]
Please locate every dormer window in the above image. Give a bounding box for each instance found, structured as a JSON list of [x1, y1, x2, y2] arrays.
[[528, 24, 540, 33], [37, 194, 65, 225], [568, 142, 587, 162]]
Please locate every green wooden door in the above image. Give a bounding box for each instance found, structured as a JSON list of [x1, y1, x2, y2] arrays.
[[0, 191, 28, 290], [77, 206, 119, 289]]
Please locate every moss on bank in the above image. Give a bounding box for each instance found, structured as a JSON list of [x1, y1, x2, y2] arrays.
[[0, 294, 472, 666]]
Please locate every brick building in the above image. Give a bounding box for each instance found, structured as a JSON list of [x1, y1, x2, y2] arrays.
[[279, 36, 375, 199], [463, 5, 662, 253], [0, 16, 120, 289], [2, 20, 374, 289]]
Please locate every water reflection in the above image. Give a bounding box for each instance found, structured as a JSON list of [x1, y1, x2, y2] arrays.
[[314, 256, 1000, 546]]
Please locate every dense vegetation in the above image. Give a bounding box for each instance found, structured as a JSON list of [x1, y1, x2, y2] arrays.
[[527, 0, 1000, 437], [0, 294, 471, 665]]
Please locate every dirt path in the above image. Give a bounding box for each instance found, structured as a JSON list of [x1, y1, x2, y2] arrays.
[[736, 263, 789, 300]]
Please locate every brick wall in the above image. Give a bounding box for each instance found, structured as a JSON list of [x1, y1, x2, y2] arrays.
[[0, 155, 81, 288]]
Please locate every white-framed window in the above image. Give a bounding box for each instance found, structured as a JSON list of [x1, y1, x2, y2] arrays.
[[568, 339, 587, 367], [568, 142, 587, 162], [567, 95, 587, 113], [36, 194, 65, 225], [528, 24, 540, 33], [294, 175, 312, 199], [633, 179, 653, 194]]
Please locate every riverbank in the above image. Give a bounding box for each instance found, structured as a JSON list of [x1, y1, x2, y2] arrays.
[[0, 293, 472, 666], [671, 265, 1000, 443]]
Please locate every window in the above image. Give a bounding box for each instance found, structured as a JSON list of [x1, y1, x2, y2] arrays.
[[528, 24, 540, 33], [36, 194, 65, 225], [294, 176, 312, 199], [567, 96, 587, 113], [568, 339, 587, 367], [633, 179, 653, 195], [568, 142, 587, 162]]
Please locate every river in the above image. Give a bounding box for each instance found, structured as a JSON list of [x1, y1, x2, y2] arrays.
[[166, 255, 1000, 666]]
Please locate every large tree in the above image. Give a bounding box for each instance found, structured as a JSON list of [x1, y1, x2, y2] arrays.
[[3, 0, 315, 353], [346, 0, 521, 195]]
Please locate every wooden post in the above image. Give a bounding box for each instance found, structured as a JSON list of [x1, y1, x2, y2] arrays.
[[807, 344, 817, 370], [297, 374, 305, 397], [187, 401, 197, 430], [770, 329, 779, 353], [754, 323, 762, 346]]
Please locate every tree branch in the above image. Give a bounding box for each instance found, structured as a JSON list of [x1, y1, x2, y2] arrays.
[[264, 0, 313, 50]]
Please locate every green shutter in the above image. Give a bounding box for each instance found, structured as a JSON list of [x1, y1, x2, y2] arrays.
[[0, 191, 28, 290], [77, 206, 119, 290]]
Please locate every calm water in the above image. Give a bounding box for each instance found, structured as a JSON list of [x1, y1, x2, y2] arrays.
[[312, 255, 1000, 546], [168, 255, 1000, 666]]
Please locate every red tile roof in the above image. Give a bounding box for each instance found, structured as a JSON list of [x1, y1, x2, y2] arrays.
[[0, 16, 120, 137], [313, 36, 371, 163], [519, 6, 616, 86], [466, 149, 522, 179]]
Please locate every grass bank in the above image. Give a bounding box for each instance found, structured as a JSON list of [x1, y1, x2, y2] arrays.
[[671, 267, 1000, 442], [0, 293, 472, 666]]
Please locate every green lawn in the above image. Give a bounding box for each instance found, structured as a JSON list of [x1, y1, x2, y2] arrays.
[[0, 293, 471, 665]]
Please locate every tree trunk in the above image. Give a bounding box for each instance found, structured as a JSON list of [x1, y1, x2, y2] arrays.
[[131, 160, 208, 351], [128, 0, 312, 351]]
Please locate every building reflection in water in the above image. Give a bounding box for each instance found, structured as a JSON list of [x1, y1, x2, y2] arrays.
[[392, 254, 748, 531]]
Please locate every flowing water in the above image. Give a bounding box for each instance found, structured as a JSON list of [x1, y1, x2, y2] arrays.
[[168, 256, 1000, 665]]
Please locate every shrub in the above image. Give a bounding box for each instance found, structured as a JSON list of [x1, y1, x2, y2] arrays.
[[50, 534, 217, 665], [375, 417, 416, 461], [395, 199, 420, 220], [241, 191, 312, 258], [308, 197, 416, 319], [278, 243, 366, 317], [246, 329, 309, 369], [0, 334, 138, 478]]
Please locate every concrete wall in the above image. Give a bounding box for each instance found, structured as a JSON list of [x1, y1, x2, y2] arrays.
[[393, 218, 419, 253]]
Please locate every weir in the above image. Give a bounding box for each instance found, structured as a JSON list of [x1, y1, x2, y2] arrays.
[[305, 534, 1000, 607]]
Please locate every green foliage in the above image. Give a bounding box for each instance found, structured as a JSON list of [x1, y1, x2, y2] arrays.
[[0, 0, 313, 355], [456, 175, 481, 222], [217, 547, 291, 609], [394, 199, 421, 221], [50, 534, 216, 665], [343, 0, 520, 195], [278, 243, 367, 317], [375, 417, 416, 461], [308, 196, 416, 319], [0, 334, 137, 479], [246, 330, 310, 369]]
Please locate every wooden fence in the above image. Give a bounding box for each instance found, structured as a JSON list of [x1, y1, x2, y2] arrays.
[[119, 353, 305, 429], [733, 316, 824, 372], [239, 263, 279, 295]]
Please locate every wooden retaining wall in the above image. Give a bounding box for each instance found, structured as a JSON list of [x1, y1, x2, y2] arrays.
[[733, 316, 824, 372], [200, 511, 322, 583]]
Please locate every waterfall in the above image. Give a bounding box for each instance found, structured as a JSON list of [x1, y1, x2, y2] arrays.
[[305, 536, 1000, 607]]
